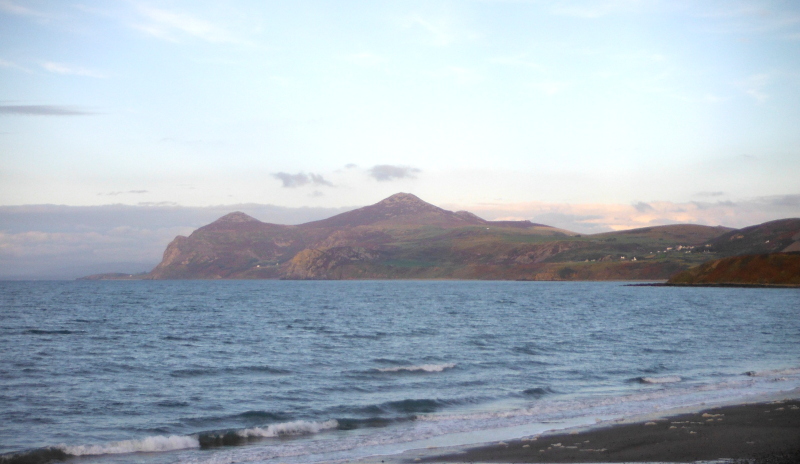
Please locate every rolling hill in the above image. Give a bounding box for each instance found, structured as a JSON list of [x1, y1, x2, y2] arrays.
[[667, 252, 800, 287]]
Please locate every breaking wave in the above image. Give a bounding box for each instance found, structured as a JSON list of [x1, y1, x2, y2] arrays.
[[198, 420, 339, 448], [238, 419, 338, 438], [376, 363, 455, 373], [5, 421, 342, 460], [636, 375, 682, 384], [58, 434, 199, 456]]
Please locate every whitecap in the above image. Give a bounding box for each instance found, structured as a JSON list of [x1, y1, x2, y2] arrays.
[[237, 419, 339, 438], [377, 363, 456, 373], [639, 376, 682, 384], [59, 434, 199, 456]]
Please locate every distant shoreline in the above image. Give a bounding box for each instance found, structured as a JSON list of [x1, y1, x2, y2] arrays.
[[629, 282, 800, 288]]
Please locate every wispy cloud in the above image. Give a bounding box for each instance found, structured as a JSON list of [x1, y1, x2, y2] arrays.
[[402, 11, 479, 47], [272, 172, 333, 188], [0, 58, 31, 73], [696, 3, 800, 38], [550, 0, 645, 19], [695, 191, 725, 197], [99, 190, 149, 196], [368, 165, 421, 182], [137, 201, 179, 207], [132, 4, 249, 45], [737, 73, 771, 103], [405, 14, 457, 46], [0, 105, 97, 116], [41, 62, 107, 78], [0, 0, 46, 18]]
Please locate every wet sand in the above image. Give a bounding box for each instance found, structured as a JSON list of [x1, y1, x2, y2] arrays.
[[416, 399, 800, 463]]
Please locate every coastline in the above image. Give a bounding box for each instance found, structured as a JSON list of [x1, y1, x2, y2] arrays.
[[381, 394, 800, 464]]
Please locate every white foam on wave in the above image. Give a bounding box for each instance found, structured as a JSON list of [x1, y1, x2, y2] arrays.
[[377, 363, 456, 373], [180, 369, 800, 464], [59, 434, 199, 456], [237, 419, 339, 438], [640, 375, 682, 384]]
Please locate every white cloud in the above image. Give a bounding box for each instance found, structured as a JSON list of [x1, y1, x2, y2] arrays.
[[0, 105, 97, 116], [402, 11, 480, 47], [368, 165, 421, 181], [0, 58, 31, 73], [447, 194, 800, 233], [272, 172, 334, 188], [406, 14, 457, 46], [132, 4, 250, 45], [41, 62, 107, 78], [737, 72, 771, 103], [550, 0, 645, 18], [0, 0, 45, 17]]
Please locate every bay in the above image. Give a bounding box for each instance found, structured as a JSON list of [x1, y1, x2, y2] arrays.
[[1, 281, 798, 464]]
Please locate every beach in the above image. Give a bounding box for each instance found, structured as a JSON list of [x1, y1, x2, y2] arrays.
[[410, 397, 800, 463]]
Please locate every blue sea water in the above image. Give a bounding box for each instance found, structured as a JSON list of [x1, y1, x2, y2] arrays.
[[1, 281, 799, 464]]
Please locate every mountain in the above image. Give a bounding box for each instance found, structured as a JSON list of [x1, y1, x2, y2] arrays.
[[147, 193, 578, 279], [667, 253, 800, 287], [304, 192, 484, 228], [131, 192, 786, 280]]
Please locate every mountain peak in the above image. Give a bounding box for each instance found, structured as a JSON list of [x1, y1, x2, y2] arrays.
[[305, 193, 483, 228], [216, 212, 259, 223], [378, 192, 425, 204], [196, 212, 262, 233]]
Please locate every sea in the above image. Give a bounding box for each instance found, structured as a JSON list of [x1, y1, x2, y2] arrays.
[[1, 280, 799, 464]]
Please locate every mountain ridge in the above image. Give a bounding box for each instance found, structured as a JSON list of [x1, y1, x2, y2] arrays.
[[83, 193, 800, 281]]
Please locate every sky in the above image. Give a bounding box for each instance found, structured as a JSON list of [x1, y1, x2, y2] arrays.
[[1, 0, 800, 278]]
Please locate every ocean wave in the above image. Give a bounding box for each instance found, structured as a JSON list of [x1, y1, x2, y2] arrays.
[[335, 416, 397, 430], [376, 363, 455, 373], [237, 419, 338, 438], [197, 420, 338, 448], [170, 365, 290, 377], [521, 386, 556, 397], [745, 367, 800, 378], [58, 434, 199, 456], [636, 375, 682, 384], [24, 329, 78, 335], [0, 447, 69, 464], [333, 396, 476, 419]]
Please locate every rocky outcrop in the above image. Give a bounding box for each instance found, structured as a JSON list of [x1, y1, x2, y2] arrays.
[[283, 247, 382, 279]]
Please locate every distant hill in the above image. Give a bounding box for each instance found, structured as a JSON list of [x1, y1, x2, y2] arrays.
[[667, 253, 800, 287], [87, 193, 799, 281], [701, 218, 800, 255]]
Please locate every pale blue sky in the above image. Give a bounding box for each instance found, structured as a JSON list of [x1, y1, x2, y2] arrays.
[[1, 0, 800, 212]]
